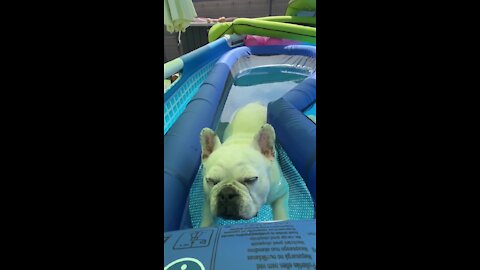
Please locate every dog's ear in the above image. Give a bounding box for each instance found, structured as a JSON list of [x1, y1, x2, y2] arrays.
[[253, 124, 276, 161], [200, 128, 221, 162]]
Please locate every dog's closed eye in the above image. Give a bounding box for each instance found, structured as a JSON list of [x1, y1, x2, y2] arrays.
[[206, 178, 219, 186], [243, 177, 258, 184]]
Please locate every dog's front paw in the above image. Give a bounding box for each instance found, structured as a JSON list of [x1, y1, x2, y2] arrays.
[[200, 220, 213, 228], [200, 216, 217, 228], [272, 193, 289, 221], [273, 211, 289, 221]]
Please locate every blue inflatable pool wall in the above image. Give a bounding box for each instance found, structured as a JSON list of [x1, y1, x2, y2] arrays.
[[268, 72, 317, 204]]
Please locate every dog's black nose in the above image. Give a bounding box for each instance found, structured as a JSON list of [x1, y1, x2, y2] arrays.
[[217, 187, 241, 219], [218, 187, 239, 202]]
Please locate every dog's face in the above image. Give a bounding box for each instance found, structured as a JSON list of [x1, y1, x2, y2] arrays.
[[200, 125, 276, 220]]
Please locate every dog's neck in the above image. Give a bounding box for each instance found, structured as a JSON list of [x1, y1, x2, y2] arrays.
[[266, 155, 286, 204], [222, 133, 256, 146]]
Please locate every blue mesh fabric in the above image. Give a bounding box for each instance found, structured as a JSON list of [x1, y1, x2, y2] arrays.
[[188, 143, 315, 228]]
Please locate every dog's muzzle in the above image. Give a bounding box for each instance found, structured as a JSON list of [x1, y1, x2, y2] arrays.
[[216, 186, 242, 220]]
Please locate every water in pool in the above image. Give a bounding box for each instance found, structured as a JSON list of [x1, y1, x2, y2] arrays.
[[304, 102, 316, 123], [220, 66, 311, 123]]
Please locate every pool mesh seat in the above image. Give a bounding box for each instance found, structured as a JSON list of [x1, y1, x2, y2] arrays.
[[188, 143, 315, 228]]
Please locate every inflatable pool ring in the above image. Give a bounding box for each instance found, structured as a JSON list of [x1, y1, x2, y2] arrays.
[[254, 15, 316, 26], [208, 17, 316, 44]]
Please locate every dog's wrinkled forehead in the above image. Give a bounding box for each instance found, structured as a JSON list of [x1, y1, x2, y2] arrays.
[[204, 160, 261, 181], [206, 145, 265, 164], [202, 144, 270, 181]]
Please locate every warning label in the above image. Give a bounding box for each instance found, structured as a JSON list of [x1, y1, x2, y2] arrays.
[[174, 230, 214, 249], [164, 220, 316, 270]]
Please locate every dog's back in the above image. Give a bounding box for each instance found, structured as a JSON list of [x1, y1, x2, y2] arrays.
[[223, 103, 267, 143]]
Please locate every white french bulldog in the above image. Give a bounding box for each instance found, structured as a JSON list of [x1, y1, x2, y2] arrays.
[[199, 102, 289, 227]]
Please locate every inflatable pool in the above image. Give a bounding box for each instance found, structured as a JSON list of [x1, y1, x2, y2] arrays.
[[165, 43, 316, 231], [164, 0, 316, 268]]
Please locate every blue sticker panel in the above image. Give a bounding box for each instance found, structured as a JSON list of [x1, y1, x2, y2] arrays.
[[164, 220, 316, 270]]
